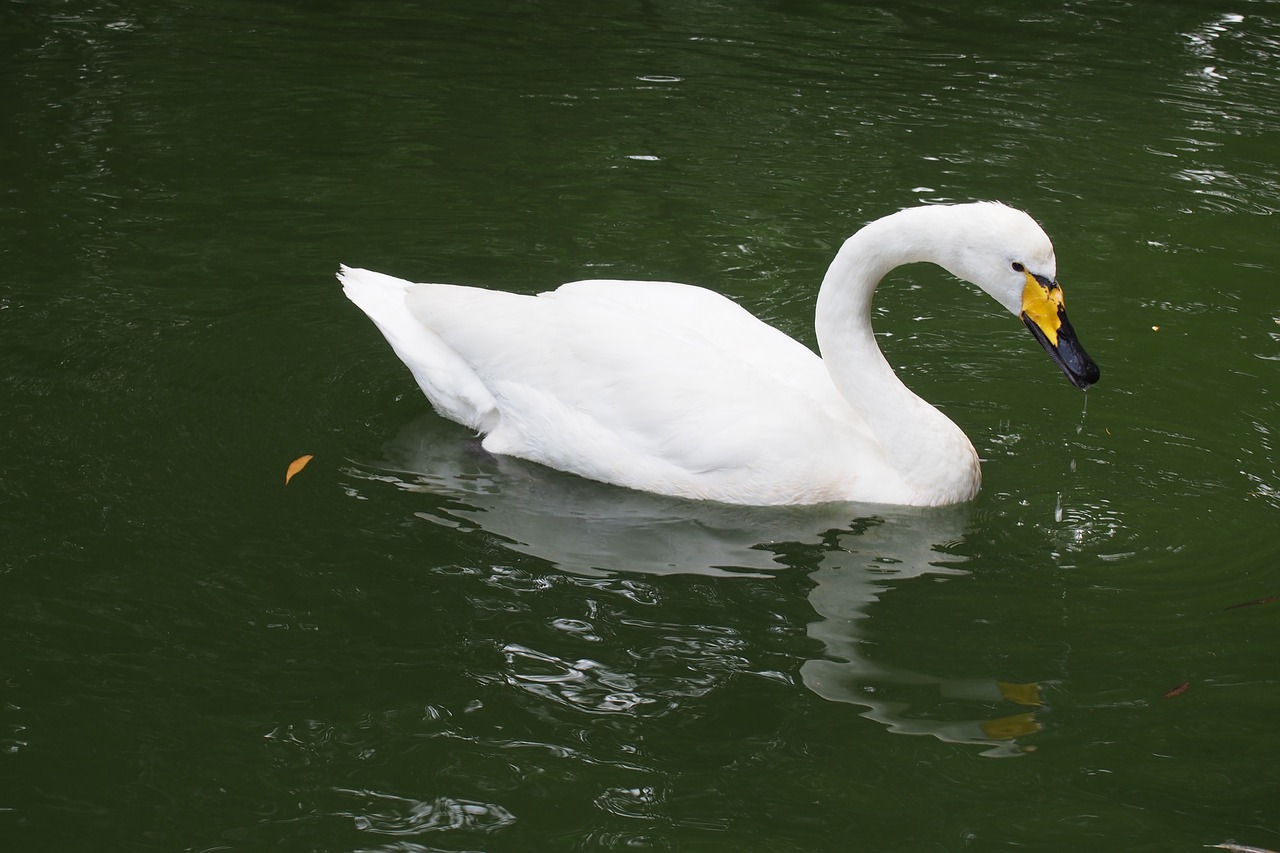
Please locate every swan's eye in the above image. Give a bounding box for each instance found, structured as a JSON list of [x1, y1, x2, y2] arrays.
[[1011, 262, 1026, 273]]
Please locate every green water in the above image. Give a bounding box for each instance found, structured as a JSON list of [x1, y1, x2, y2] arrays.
[[2, 1, 1278, 850]]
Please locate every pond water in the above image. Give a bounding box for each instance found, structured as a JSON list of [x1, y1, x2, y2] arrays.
[[2, 1, 1278, 851]]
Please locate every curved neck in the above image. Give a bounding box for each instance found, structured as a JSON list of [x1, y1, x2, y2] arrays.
[[815, 208, 979, 502]]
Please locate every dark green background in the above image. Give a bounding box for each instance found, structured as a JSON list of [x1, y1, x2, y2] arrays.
[[2, 1, 1277, 850]]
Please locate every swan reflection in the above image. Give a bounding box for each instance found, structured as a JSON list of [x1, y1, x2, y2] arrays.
[[350, 415, 1045, 755]]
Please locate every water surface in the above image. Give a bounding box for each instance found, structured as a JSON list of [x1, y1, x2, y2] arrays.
[[2, 1, 1278, 850]]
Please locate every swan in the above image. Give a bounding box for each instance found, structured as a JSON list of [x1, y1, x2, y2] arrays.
[[340, 201, 1099, 507]]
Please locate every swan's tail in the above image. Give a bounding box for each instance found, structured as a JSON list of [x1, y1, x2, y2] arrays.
[[338, 265, 498, 432], [338, 264, 418, 327]]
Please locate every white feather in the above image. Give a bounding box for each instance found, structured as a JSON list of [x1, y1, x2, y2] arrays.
[[340, 201, 1066, 507]]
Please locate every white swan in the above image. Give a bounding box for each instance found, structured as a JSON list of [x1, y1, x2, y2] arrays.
[[340, 201, 1099, 507]]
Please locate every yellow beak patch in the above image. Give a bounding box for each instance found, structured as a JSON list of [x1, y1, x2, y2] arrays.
[[1021, 271, 1065, 346]]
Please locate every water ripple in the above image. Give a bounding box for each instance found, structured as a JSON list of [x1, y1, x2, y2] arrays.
[[333, 788, 516, 837], [593, 784, 663, 820], [497, 643, 661, 716]]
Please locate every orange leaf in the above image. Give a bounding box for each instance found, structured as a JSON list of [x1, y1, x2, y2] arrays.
[[1162, 681, 1189, 699], [285, 454, 314, 485]]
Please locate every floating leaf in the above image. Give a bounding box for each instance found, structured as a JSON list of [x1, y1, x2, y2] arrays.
[[1163, 681, 1190, 699], [1225, 595, 1277, 611], [285, 454, 314, 485]]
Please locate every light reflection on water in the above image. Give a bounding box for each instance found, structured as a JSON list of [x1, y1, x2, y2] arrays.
[[1154, 10, 1280, 214]]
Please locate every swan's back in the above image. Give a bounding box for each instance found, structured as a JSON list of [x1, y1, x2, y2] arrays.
[[341, 267, 884, 504]]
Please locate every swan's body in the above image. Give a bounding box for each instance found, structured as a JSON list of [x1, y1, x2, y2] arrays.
[[341, 202, 1098, 507]]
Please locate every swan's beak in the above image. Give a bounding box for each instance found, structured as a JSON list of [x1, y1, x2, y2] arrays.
[[1020, 272, 1100, 390]]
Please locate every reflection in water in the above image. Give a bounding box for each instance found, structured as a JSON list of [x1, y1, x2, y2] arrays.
[[348, 416, 1046, 755]]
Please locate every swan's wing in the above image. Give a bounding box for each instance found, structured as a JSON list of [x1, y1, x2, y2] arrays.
[[403, 278, 877, 501], [550, 279, 834, 406]]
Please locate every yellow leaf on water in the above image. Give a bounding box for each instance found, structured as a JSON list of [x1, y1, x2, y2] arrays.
[[285, 454, 314, 485]]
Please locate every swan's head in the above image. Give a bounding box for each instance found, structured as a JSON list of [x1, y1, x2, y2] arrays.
[[927, 202, 1101, 390]]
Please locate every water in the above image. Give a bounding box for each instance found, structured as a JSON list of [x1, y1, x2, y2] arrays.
[[2, 1, 1278, 850]]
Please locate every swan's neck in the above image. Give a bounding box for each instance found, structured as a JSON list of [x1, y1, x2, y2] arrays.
[[815, 207, 980, 504]]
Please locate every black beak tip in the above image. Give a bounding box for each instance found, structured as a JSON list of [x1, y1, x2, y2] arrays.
[[1022, 312, 1100, 391], [1064, 364, 1100, 391], [1075, 360, 1101, 390]]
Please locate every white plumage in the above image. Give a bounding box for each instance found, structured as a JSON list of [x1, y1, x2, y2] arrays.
[[341, 201, 1097, 507]]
